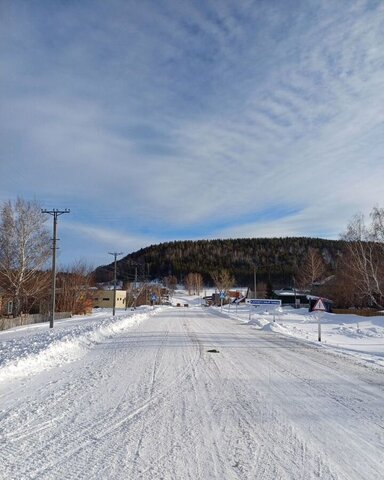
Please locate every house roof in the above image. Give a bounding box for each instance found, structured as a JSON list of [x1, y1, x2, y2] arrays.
[[273, 288, 309, 297], [273, 289, 333, 303]]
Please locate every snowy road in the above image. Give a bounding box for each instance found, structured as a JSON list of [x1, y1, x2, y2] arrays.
[[1, 307, 384, 479]]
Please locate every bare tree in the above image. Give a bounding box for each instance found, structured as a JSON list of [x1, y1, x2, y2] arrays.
[[341, 208, 384, 308], [56, 261, 94, 314], [296, 247, 327, 290], [164, 275, 177, 295], [326, 254, 363, 308], [184, 273, 194, 295], [193, 273, 203, 295], [184, 273, 204, 295], [210, 269, 234, 293], [0, 198, 51, 316], [371, 206, 384, 242]]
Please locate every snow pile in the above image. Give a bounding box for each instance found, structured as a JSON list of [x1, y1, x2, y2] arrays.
[[0, 308, 155, 382], [247, 317, 270, 328], [260, 321, 288, 334], [335, 324, 384, 338], [246, 313, 289, 334]]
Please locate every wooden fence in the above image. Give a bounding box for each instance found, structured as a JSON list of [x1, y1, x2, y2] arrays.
[[0, 312, 72, 331], [332, 309, 384, 317]]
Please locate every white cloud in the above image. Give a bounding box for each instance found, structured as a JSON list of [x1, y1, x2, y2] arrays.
[[1, 0, 384, 262], [57, 221, 160, 267]]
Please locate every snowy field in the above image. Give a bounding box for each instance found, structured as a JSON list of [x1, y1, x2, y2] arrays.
[[1, 292, 383, 479], [223, 303, 384, 368]]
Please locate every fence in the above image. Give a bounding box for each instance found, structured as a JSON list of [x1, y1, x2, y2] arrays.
[[332, 309, 384, 317], [0, 312, 72, 331]]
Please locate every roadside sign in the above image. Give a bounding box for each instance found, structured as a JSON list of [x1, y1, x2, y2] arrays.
[[312, 297, 327, 342], [247, 298, 282, 322], [246, 299, 281, 306], [313, 298, 327, 311], [219, 292, 226, 300]]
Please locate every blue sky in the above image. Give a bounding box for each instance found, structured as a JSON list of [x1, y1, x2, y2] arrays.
[[1, 0, 384, 267]]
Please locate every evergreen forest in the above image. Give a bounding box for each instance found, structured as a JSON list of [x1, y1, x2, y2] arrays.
[[95, 237, 345, 289]]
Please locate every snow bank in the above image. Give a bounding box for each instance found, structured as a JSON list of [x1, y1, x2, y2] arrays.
[[0, 308, 156, 383]]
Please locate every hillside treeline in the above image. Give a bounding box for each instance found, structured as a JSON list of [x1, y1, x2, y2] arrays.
[[95, 237, 344, 289]]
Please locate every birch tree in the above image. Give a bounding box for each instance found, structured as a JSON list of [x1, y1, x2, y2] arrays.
[[296, 247, 327, 290], [342, 208, 384, 308], [0, 198, 51, 316], [184, 272, 203, 295], [210, 269, 234, 293]]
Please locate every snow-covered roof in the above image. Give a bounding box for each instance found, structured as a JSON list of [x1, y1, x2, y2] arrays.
[[273, 288, 309, 297]]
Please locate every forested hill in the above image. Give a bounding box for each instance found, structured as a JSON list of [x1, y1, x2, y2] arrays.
[[95, 237, 345, 288]]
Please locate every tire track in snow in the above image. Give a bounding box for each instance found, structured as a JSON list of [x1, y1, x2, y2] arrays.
[[218, 323, 383, 480], [5, 317, 205, 479], [183, 325, 231, 479], [126, 315, 233, 479], [128, 318, 209, 479], [194, 309, 348, 479], [129, 329, 169, 478]]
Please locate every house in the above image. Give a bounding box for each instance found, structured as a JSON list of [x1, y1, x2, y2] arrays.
[[0, 288, 13, 316], [272, 287, 309, 307], [273, 288, 333, 312], [93, 290, 127, 309]]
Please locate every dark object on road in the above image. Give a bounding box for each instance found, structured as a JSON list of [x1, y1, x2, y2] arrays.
[[207, 349, 220, 353]]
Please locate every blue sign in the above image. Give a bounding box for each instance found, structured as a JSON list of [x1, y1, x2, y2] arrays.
[[246, 299, 281, 306], [151, 294, 158, 302], [220, 292, 226, 300]]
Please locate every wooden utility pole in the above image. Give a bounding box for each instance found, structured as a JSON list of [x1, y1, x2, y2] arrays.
[[42, 208, 70, 328], [109, 252, 123, 316]]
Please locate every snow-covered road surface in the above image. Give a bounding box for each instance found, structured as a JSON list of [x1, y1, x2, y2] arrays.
[[1, 307, 383, 479]]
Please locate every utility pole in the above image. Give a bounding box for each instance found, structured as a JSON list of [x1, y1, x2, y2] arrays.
[[42, 208, 70, 328], [253, 264, 257, 299], [109, 252, 123, 316]]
